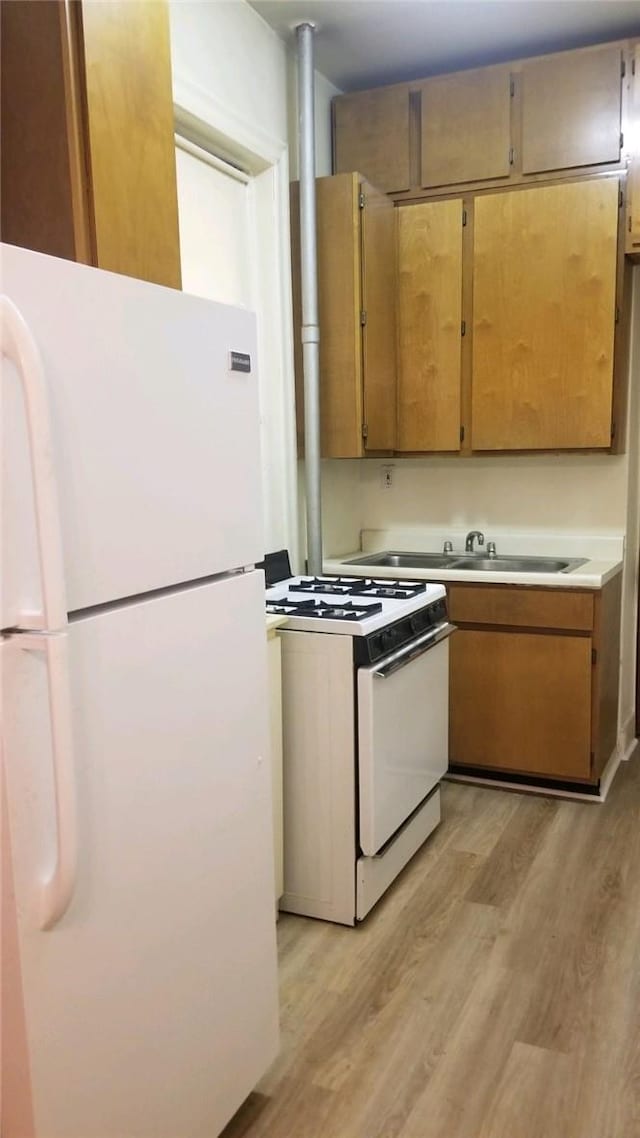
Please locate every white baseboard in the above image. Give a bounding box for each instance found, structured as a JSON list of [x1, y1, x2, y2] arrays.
[[618, 713, 637, 763]]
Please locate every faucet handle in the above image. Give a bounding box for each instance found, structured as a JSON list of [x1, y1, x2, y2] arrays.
[[487, 541, 497, 557], [443, 540, 453, 554]]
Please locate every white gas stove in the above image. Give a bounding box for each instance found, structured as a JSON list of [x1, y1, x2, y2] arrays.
[[265, 574, 447, 637], [268, 573, 455, 925]]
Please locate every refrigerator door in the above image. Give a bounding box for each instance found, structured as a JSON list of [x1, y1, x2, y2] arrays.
[[1, 243, 263, 629], [2, 571, 278, 1138]]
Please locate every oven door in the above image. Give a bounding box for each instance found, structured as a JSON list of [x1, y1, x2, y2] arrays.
[[357, 623, 454, 857]]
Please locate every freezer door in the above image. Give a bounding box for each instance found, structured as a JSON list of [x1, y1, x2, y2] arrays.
[[2, 571, 279, 1138], [1, 244, 263, 628]]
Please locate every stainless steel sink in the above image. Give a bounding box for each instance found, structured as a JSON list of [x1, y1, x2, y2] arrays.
[[346, 551, 456, 569], [345, 551, 588, 573], [448, 555, 586, 572]]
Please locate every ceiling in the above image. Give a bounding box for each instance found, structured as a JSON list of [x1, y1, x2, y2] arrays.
[[248, 0, 640, 91]]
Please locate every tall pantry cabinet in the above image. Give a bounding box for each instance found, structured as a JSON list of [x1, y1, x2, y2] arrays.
[[1, 0, 181, 289]]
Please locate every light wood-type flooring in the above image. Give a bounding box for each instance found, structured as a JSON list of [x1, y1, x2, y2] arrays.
[[222, 753, 640, 1138]]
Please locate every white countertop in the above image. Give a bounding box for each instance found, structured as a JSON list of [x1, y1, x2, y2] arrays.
[[324, 528, 624, 589]]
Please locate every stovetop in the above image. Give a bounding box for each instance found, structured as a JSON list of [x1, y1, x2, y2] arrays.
[[265, 575, 447, 637]]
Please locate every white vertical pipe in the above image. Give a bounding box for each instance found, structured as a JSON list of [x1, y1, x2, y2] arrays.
[[296, 22, 323, 575]]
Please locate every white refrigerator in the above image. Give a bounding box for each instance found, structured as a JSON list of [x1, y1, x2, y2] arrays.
[[1, 244, 279, 1138]]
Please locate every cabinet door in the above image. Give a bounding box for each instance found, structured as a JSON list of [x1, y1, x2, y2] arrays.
[[420, 65, 512, 188], [521, 44, 623, 173], [397, 200, 463, 451], [361, 180, 397, 450], [472, 179, 619, 451], [0, 0, 91, 263], [626, 43, 640, 256], [80, 0, 181, 288], [0, 0, 181, 289], [333, 87, 411, 194], [450, 628, 593, 780]]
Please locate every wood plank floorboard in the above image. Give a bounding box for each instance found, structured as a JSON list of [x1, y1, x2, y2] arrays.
[[221, 754, 640, 1138]]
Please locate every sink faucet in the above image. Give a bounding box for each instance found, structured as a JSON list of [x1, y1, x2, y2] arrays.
[[465, 530, 485, 553]]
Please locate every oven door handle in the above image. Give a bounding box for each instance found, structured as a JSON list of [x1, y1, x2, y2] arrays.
[[372, 622, 456, 679]]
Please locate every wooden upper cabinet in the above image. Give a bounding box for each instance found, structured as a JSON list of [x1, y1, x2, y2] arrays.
[[420, 65, 512, 188], [360, 180, 397, 451], [333, 86, 411, 193], [80, 1, 181, 286], [626, 42, 640, 257], [397, 200, 463, 451], [1, 0, 181, 289], [471, 178, 619, 451], [290, 174, 396, 458], [521, 44, 623, 173]]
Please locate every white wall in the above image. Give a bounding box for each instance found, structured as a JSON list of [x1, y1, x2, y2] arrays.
[[170, 0, 300, 563], [620, 271, 640, 747], [170, 0, 288, 145]]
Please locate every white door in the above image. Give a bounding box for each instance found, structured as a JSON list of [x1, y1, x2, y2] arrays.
[[357, 632, 451, 856], [2, 243, 263, 628], [2, 570, 278, 1137]]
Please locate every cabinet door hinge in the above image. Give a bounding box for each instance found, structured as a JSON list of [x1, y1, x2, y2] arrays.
[[621, 58, 626, 78], [620, 131, 624, 149], [460, 425, 465, 443], [509, 146, 515, 165], [611, 420, 616, 441], [510, 76, 515, 96], [633, 57, 636, 76], [360, 310, 367, 326], [461, 320, 466, 336], [362, 422, 369, 440], [359, 191, 366, 209], [619, 188, 624, 208], [462, 208, 468, 227], [630, 216, 633, 233], [592, 648, 598, 666], [615, 306, 620, 324]]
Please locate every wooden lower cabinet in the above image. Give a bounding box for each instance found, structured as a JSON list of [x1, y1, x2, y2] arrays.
[[448, 577, 622, 785]]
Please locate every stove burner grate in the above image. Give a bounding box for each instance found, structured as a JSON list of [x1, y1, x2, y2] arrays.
[[290, 575, 427, 600]]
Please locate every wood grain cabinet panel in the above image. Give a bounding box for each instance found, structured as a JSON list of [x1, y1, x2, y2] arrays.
[[447, 585, 593, 631], [450, 628, 593, 780], [397, 200, 463, 451], [521, 44, 623, 173], [80, 0, 181, 287], [291, 174, 396, 458], [626, 43, 640, 258], [333, 86, 411, 194], [472, 178, 619, 451], [1, 0, 181, 289], [420, 65, 512, 188], [448, 577, 622, 786]]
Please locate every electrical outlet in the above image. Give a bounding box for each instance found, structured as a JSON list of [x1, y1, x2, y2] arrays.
[[380, 465, 394, 490]]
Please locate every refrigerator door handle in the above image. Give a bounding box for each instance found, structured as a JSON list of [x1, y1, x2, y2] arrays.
[[18, 631, 78, 930], [1, 296, 67, 629]]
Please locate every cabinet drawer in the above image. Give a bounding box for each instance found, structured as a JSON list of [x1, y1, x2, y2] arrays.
[[448, 585, 594, 631]]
